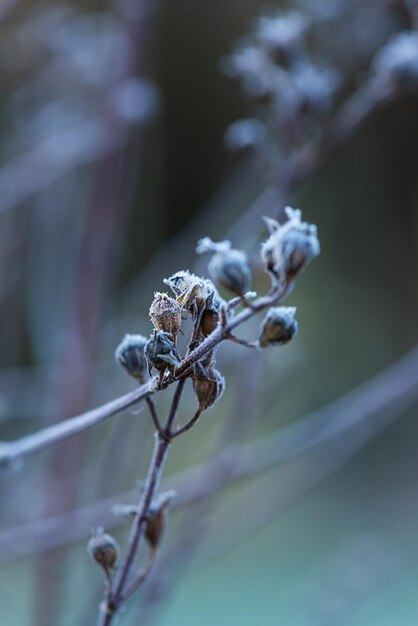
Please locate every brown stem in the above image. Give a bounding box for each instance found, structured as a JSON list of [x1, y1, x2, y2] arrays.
[[146, 397, 164, 435], [121, 549, 156, 602], [170, 408, 203, 439], [164, 379, 186, 434], [98, 434, 170, 625]]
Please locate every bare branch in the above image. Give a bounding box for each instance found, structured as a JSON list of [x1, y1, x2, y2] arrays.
[[0, 381, 153, 469], [0, 345, 417, 564]]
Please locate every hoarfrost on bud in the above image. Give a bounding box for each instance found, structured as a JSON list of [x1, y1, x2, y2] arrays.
[[115, 333, 148, 382], [196, 237, 252, 296], [258, 306, 298, 347], [192, 365, 225, 410], [372, 31, 418, 87], [164, 270, 221, 314], [87, 528, 120, 576], [261, 207, 320, 284], [144, 330, 180, 377], [149, 292, 182, 340]]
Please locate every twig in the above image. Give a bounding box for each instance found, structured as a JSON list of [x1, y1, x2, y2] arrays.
[[98, 436, 170, 625], [121, 550, 156, 602], [1, 345, 416, 565], [0, 283, 283, 471], [146, 398, 164, 435], [170, 407, 203, 439], [97, 380, 186, 623], [0, 381, 153, 470]]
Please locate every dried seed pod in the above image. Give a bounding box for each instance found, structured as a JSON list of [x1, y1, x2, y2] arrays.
[[261, 207, 319, 284], [258, 306, 298, 347], [200, 308, 219, 337], [145, 490, 176, 551], [144, 330, 180, 378], [164, 271, 222, 325], [149, 292, 182, 342], [192, 365, 225, 410], [114, 334, 148, 382], [164, 270, 205, 307], [87, 528, 120, 577], [196, 237, 252, 297]]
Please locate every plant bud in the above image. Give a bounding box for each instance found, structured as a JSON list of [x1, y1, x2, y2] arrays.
[[164, 271, 222, 321], [372, 32, 418, 88], [144, 330, 180, 377], [261, 207, 319, 284], [114, 334, 148, 382], [196, 237, 251, 296], [192, 366, 225, 410], [87, 528, 120, 576], [164, 270, 204, 307], [258, 306, 298, 347], [145, 490, 176, 551], [149, 292, 182, 341]]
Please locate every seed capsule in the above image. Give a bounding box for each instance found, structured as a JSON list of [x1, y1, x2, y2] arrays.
[[114, 334, 148, 382], [87, 528, 120, 577], [164, 270, 222, 329], [149, 292, 182, 342], [261, 207, 319, 284], [144, 330, 180, 378], [192, 365, 225, 410], [258, 306, 298, 347], [196, 237, 251, 297], [144, 490, 176, 551]]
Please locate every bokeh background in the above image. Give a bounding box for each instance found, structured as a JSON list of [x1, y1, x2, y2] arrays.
[[0, 0, 418, 625]]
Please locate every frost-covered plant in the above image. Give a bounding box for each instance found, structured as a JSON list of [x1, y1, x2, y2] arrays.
[[90, 207, 319, 625]]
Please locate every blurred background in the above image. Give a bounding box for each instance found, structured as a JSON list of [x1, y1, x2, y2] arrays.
[[0, 0, 418, 624]]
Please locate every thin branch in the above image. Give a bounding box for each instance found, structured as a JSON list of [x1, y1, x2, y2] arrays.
[[98, 436, 170, 625], [0, 381, 153, 469], [146, 397, 164, 435], [170, 407, 203, 439], [164, 379, 186, 434], [121, 550, 156, 602], [0, 283, 282, 470], [1, 345, 417, 564]]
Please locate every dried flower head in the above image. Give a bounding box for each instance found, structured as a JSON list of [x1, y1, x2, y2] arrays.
[[149, 292, 182, 342], [144, 330, 180, 378], [258, 306, 298, 347], [254, 10, 309, 65], [192, 365, 225, 410], [373, 31, 418, 87], [114, 334, 148, 382], [164, 270, 220, 314], [261, 207, 320, 284], [196, 237, 252, 297], [87, 528, 120, 577], [145, 490, 176, 551]]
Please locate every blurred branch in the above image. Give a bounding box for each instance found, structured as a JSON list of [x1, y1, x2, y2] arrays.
[[0, 116, 130, 215], [0, 344, 417, 564], [0, 381, 152, 469]]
